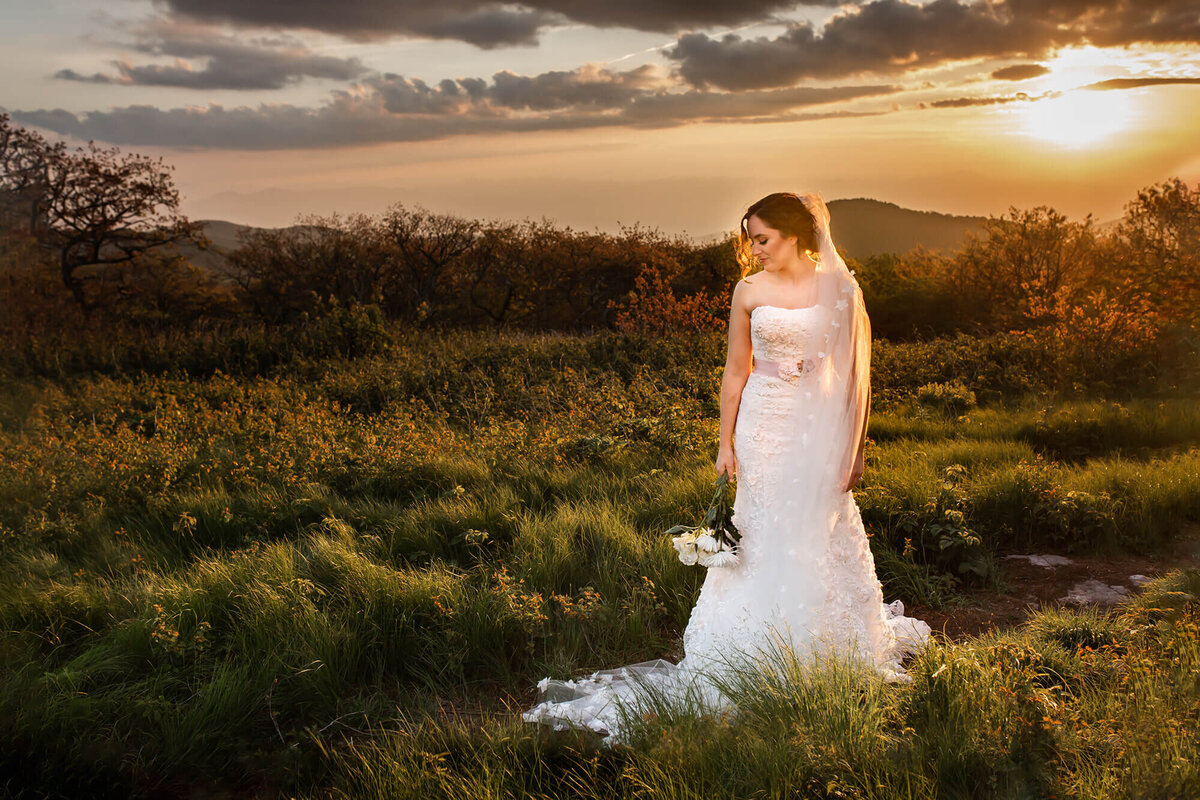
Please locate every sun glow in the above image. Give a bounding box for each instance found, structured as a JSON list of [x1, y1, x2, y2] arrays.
[[1019, 88, 1135, 147]]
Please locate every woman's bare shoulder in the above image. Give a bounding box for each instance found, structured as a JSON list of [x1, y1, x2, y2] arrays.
[[731, 276, 756, 315]]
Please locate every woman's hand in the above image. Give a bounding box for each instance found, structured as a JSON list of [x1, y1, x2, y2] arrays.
[[843, 449, 864, 492], [715, 446, 737, 480]]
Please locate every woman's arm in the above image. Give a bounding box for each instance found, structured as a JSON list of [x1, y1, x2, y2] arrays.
[[717, 281, 753, 477], [844, 299, 872, 491], [844, 378, 870, 491]]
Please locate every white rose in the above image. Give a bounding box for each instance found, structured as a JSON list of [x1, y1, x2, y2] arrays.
[[672, 532, 697, 552], [672, 532, 699, 565]]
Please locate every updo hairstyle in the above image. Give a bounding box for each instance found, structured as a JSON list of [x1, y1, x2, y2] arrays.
[[735, 192, 820, 279]]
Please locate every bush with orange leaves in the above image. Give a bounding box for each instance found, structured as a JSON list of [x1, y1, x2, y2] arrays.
[[608, 261, 727, 335], [1025, 275, 1165, 393]]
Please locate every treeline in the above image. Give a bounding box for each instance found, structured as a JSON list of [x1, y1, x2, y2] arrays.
[[219, 210, 733, 331], [1, 113, 1197, 392], [220, 183, 1198, 343]]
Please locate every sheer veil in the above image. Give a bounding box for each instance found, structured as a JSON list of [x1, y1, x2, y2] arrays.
[[785, 191, 870, 505]]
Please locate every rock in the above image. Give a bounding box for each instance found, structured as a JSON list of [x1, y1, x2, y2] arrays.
[[1002, 554, 1075, 568], [1129, 574, 1153, 587], [1062, 579, 1129, 606]]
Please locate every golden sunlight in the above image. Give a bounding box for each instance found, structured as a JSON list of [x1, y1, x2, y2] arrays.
[[1020, 88, 1135, 147]]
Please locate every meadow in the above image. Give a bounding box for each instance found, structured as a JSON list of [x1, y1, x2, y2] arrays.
[[1, 310, 1199, 798]]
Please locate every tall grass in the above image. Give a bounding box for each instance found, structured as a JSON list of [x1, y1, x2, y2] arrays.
[[312, 569, 1200, 800], [2, 326, 1198, 797]]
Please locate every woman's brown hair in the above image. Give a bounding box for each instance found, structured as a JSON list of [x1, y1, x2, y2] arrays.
[[735, 192, 819, 279]]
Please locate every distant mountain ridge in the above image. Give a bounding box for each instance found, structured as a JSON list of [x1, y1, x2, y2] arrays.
[[695, 198, 988, 260], [826, 198, 987, 259]]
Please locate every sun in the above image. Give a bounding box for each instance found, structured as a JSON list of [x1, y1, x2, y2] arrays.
[[1019, 88, 1135, 147]]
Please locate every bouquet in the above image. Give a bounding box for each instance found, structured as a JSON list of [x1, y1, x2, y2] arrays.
[[667, 472, 741, 568]]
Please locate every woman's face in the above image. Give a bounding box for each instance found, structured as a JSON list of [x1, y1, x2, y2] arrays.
[[747, 214, 798, 270]]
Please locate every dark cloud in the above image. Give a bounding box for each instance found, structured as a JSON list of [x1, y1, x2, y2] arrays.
[[666, 0, 1062, 90], [55, 22, 367, 89], [486, 64, 664, 110], [10, 61, 898, 149], [665, 0, 1200, 90], [991, 63, 1050, 80], [152, 0, 815, 48], [929, 92, 1033, 107], [364, 65, 897, 123], [363, 63, 667, 115], [152, 2, 556, 49], [1006, 0, 1200, 47], [54, 69, 118, 84]]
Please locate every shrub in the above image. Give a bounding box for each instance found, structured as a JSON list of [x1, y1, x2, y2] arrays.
[[915, 380, 977, 416]]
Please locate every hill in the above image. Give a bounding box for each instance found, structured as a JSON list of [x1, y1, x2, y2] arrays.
[[694, 198, 987, 260], [825, 198, 986, 259]]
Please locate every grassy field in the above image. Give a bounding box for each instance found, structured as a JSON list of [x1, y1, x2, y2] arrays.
[[1, 323, 1198, 798]]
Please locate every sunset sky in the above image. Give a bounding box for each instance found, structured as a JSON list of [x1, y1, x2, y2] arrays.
[[2, 0, 1198, 237]]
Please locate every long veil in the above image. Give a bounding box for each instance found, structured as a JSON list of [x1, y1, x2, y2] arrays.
[[781, 191, 870, 531]]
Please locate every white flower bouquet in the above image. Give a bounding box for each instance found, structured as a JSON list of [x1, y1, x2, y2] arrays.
[[667, 472, 741, 568]]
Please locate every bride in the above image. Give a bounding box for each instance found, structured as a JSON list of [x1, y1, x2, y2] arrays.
[[522, 192, 931, 746]]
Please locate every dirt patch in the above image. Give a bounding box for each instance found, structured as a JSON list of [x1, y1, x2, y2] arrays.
[[906, 523, 1200, 641]]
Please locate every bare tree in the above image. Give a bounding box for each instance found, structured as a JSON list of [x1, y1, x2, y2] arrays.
[[0, 114, 202, 316], [0, 113, 63, 235], [377, 203, 479, 322], [451, 218, 527, 325], [44, 141, 203, 314]]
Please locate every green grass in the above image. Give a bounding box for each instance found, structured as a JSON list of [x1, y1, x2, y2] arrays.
[[311, 572, 1200, 800], [1, 329, 1198, 798]]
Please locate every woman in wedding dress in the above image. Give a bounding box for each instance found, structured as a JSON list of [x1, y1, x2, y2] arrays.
[[522, 192, 931, 746]]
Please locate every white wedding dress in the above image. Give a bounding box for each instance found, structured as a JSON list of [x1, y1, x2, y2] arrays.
[[521, 301, 933, 747]]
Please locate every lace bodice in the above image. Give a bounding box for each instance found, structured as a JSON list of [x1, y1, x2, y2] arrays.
[[750, 304, 826, 374]]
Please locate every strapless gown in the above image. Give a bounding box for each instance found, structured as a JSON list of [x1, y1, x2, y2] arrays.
[[522, 304, 932, 746]]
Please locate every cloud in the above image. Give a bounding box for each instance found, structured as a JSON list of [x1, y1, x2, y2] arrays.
[[1082, 76, 1200, 90], [10, 63, 899, 149], [664, 0, 1200, 90], [921, 74, 1200, 108], [483, 63, 667, 111], [991, 63, 1050, 80], [152, 0, 818, 48], [54, 69, 119, 85], [54, 21, 368, 90], [360, 63, 669, 115], [928, 92, 1033, 107], [623, 83, 898, 121]]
